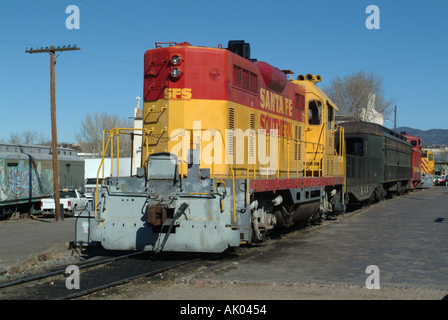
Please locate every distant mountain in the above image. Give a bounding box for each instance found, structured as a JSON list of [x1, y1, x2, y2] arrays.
[[396, 127, 448, 146]]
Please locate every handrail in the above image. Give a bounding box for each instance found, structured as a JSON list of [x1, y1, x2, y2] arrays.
[[95, 131, 113, 220], [94, 124, 345, 221], [305, 121, 326, 176], [181, 128, 236, 223], [340, 126, 346, 192], [95, 127, 147, 219]]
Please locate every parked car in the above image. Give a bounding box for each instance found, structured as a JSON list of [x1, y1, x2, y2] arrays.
[[41, 189, 88, 215], [84, 178, 103, 201], [435, 175, 447, 186]]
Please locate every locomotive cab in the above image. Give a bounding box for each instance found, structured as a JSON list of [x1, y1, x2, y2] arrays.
[[291, 76, 341, 178]]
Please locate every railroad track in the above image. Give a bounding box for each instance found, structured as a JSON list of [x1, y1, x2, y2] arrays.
[[1, 190, 422, 300], [0, 251, 201, 300]]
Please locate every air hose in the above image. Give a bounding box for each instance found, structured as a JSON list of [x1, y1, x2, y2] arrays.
[[155, 202, 189, 254]]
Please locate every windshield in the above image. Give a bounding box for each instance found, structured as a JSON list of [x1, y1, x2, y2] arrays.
[[85, 178, 103, 185], [60, 190, 76, 198]]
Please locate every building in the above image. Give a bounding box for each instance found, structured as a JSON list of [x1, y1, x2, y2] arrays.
[[335, 93, 384, 125], [132, 97, 143, 176]]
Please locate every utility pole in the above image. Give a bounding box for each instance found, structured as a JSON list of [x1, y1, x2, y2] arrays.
[[25, 45, 81, 221]]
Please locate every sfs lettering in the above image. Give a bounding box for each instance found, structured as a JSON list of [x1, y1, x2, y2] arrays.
[[164, 88, 192, 100]]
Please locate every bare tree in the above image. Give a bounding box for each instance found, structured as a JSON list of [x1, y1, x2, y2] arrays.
[[75, 112, 132, 157], [435, 147, 448, 175], [36, 132, 52, 146], [7, 130, 51, 145], [8, 132, 22, 144], [323, 71, 395, 122], [22, 130, 39, 144]]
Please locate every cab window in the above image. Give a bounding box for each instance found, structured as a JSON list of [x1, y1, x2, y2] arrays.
[[308, 100, 321, 125], [328, 106, 334, 130]]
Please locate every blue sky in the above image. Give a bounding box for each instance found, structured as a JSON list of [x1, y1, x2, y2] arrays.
[[1, 0, 447, 143]]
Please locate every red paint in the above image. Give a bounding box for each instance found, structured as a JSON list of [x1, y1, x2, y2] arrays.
[[143, 43, 305, 124], [256, 61, 287, 93], [251, 177, 344, 193], [401, 133, 422, 188]]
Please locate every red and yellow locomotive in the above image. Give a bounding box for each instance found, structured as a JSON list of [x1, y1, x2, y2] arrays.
[[88, 41, 346, 252]]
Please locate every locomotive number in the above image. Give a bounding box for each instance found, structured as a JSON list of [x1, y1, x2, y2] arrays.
[[164, 88, 192, 100]]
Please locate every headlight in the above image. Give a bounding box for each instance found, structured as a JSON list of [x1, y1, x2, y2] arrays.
[[171, 68, 180, 77], [171, 55, 181, 65]]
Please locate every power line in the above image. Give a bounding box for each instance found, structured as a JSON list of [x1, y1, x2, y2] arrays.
[[78, 0, 169, 41], [30, 0, 151, 47], [0, 39, 40, 47], [1, 38, 141, 67], [0, 66, 49, 123], [73, 52, 141, 65], [319, 52, 448, 75], [58, 62, 140, 74]]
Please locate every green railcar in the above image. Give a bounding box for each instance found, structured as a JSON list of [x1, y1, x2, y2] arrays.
[[338, 121, 412, 203], [0, 143, 84, 217]]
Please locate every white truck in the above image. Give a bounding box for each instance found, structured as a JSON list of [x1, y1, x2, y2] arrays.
[[83, 178, 103, 201], [40, 189, 88, 215]]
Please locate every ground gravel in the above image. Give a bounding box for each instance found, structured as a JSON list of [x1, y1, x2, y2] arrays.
[[77, 265, 447, 300]]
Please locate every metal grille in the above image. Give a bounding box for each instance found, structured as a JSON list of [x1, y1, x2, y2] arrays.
[[233, 65, 242, 87], [294, 125, 301, 161], [249, 113, 255, 158], [233, 64, 258, 94], [228, 107, 235, 156], [242, 69, 250, 91], [295, 93, 305, 111]]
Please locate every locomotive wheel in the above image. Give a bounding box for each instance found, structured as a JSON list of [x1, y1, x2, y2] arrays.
[[374, 188, 381, 202]]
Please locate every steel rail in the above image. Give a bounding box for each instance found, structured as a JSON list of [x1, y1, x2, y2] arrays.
[[56, 258, 200, 300], [0, 251, 145, 290]]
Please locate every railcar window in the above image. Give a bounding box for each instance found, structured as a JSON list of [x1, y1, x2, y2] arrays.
[[308, 100, 321, 125], [346, 138, 364, 157], [411, 140, 417, 146], [429, 154, 434, 161]]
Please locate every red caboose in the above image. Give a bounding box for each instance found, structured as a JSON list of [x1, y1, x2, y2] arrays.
[[402, 133, 422, 189]]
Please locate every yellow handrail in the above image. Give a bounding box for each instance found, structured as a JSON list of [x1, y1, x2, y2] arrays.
[[181, 128, 237, 223], [95, 131, 113, 219], [95, 127, 147, 219], [94, 125, 344, 221]]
